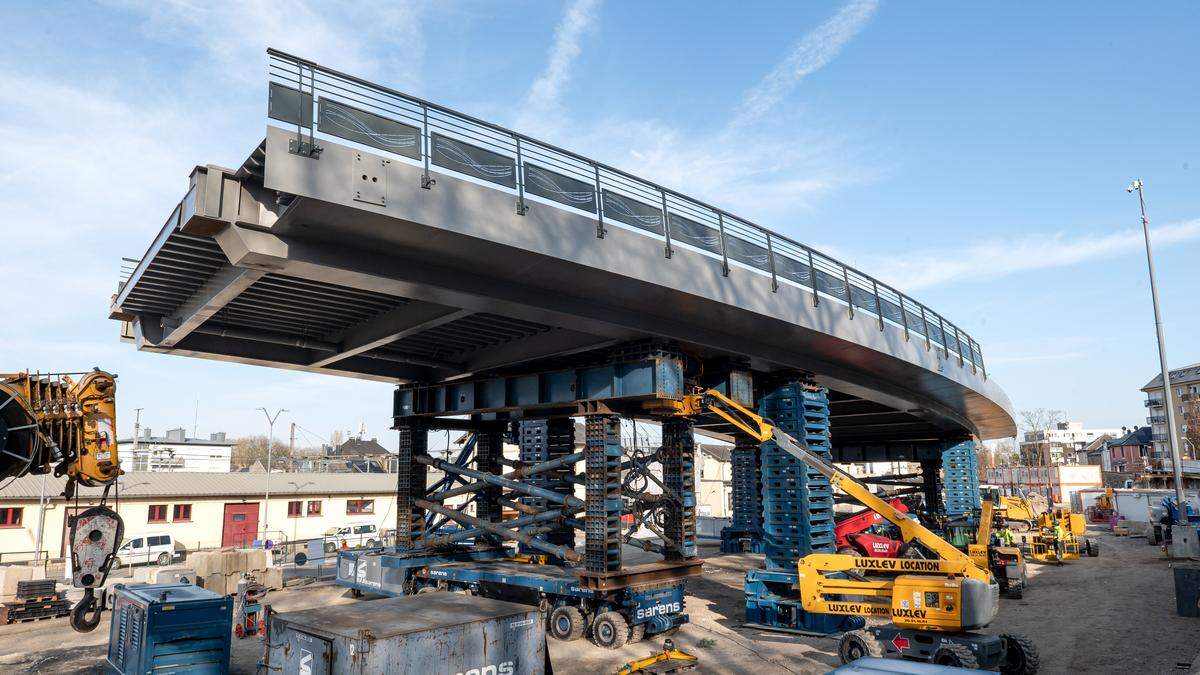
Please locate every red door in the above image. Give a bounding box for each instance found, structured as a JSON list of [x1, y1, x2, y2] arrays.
[[222, 503, 260, 548]]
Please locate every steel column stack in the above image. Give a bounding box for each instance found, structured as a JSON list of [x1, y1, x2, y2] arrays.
[[759, 379, 836, 569], [744, 377, 860, 634], [941, 440, 981, 516], [584, 414, 623, 573], [396, 421, 429, 550], [721, 434, 764, 553], [660, 418, 697, 561], [475, 428, 505, 545], [517, 418, 576, 557]]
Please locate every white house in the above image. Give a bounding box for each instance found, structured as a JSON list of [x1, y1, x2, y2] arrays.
[[0, 472, 400, 559], [117, 428, 234, 473]]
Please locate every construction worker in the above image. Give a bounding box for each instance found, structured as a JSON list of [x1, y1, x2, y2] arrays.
[[1052, 521, 1066, 560], [998, 524, 1016, 547]]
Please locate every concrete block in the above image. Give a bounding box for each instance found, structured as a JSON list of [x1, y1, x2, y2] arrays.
[[259, 567, 283, 590], [202, 572, 230, 596], [154, 566, 198, 585], [190, 551, 214, 577], [0, 565, 34, 598]]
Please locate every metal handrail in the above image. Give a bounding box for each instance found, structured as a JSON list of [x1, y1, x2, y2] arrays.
[[264, 48, 985, 375]]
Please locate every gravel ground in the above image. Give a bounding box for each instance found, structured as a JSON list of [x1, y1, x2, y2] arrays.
[[0, 527, 1195, 674]]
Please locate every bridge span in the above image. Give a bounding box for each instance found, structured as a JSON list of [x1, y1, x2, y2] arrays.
[[111, 49, 1014, 459]]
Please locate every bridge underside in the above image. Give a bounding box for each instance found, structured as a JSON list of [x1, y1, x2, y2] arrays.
[[112, 128, 1014, 460]]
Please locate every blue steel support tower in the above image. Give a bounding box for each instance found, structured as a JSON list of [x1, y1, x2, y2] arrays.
[[720, 434, 764, 553], [584, 414, 623, 573], [744, 376, 862, 633], [395, 421, 428, 551], [941, 440, 982, 517]]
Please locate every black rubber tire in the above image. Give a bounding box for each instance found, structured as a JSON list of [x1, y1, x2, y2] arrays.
[[838, 629, 882, 664], [294, 552, 308, 567], [549, 606, 587, 641], [591, 611, 629, 649], [1000, 633, 1041, 675], [1086, 540, 1099, 557], [157, 552, 171, 566], [366, 539, 377, 548], [628, 622, 647, 644], [415, 585, 441, 594], [1005, 582, 1024, 600], [324, 542, 335, 553], [933, 642, 980, 669], [111, 557, 122, 569]]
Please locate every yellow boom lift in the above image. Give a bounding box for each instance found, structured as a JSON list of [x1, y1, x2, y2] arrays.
[[661, 389, 1039, 672], [968, 500, 1027, 598], [0, 369, 123, 632]]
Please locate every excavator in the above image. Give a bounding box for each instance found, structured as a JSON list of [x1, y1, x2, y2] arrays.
[[662, 389, 1039, 672], [0, 369, 123, 632]]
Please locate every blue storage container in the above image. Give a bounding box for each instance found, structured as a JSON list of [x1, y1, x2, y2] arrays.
[[107, 582, 233, 675]]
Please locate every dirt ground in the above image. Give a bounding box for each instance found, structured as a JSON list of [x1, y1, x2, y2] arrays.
[[1, 527, 1196, 674]]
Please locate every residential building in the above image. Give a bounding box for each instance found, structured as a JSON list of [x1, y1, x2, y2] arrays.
[[1081, 434, 1115, 468], [1104, 427, 1154, 475], [117, 428, 233, 473], [1019, 421, 1123, 465], [0, 472, 399, 558], [327, 437, 396, 472], [1141, 361, 1200, 465]]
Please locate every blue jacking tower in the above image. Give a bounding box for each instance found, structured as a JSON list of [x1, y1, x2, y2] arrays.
[[720, 434, 765, 553], [743, 378, 863, 634], [941, 440, 982, 517]]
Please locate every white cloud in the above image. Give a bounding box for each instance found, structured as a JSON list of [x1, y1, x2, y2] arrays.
[[108, 0, 427, 88], [516, 0, 600, 135], [861, 219, 1200, 290], [731, 0, 880, 128]]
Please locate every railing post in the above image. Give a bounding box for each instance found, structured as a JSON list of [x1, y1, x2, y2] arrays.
[[660, 192, 673, 259], [514, 136, 528, 216], [898, 294, 910, 341], [421, 105, 435, 189], [937, 316, 949, 359], [806, 248, 819, 306], [841, 265, 854, 319], [594, 165, 605, 238], [871, 279, 884, 331], [765, 233, 778, 292], [975, 339, 987, 378], [951, 324, 964, 367], [920, 305, 931, 351], [716, 213, 730, 277]]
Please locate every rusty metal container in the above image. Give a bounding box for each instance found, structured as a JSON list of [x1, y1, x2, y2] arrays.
[[264, 593, 545, 674]]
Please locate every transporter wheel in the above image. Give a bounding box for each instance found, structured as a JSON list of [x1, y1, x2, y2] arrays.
[[628, 622, 646, 643], [591, 611, 629, 649], [415, 585, 441, 594], [933, 642, 979, 669], [999, 633, 1041, 675], [838, 630, 882, 664], [549, 606, 587, 641]]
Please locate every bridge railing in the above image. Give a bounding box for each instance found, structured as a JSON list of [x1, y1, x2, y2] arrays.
[[265, 49, 985, 377]]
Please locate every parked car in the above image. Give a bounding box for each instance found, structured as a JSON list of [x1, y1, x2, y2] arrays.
[[322, 524, 379, 552], [112, 533, 185, 567]]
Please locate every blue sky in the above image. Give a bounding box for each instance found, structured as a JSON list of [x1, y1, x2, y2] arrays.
[[2, 1, 1197, 449]]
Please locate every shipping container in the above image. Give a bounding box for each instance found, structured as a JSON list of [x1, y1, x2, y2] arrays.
[[265, 592, 545, 675]]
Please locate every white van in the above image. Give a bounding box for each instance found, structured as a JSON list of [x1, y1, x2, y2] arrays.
[[322, 524, 379, 552], [112, 533, 185, 567]]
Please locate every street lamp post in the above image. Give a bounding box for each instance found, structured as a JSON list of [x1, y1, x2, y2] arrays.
[[258, 407, 288, 541], [1128, 179, 1187, 525]]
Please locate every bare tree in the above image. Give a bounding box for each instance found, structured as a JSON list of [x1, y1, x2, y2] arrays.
[[1017, 408, 1065, 465], [232, 435, 292, 470], [1185, 399, 1200, 460], [981, 439, 1018, 468]]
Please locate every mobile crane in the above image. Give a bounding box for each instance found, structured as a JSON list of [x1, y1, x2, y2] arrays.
[[0, 369, 123, 632], [667, 389, 1039, 672]]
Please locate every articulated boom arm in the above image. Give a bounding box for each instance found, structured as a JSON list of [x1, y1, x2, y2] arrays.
[[684, 389, 985, 578]]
